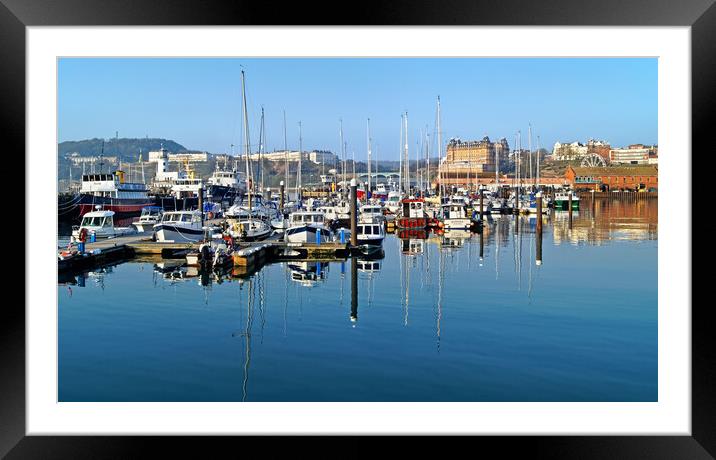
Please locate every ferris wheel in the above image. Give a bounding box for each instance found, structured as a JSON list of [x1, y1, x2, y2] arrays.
[[580, 153, 607, 167]]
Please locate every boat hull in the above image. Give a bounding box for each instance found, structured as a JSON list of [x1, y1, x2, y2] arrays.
[[554, 199, 580, 211], [396, 217, 427, 229], [154, 224, 205, 243], [443, 218, 472, 231], [284, 225, 332, 244]]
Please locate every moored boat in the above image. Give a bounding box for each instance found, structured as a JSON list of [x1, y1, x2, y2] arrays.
[[153, 210, 205, 242]]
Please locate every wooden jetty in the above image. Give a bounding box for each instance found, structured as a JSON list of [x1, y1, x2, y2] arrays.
[[59, 232, 350, 274]]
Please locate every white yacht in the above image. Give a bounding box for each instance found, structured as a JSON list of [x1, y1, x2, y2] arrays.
[[553, 190, 580, 211], [440, 202, 473, 230], [132, 206, 164, 232], [359, 204, 385, 223], [226, 218, 272, 242], [355, 216, 386, 248], [71, 208, 136, 242], [385, 191, 402, 214], [284, 211, 332, 243], [317, 203, 351, 223], [153, 210, 205, 242]]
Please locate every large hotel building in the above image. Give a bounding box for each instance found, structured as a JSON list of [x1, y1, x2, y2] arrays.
[[438, 137, 509, 187]]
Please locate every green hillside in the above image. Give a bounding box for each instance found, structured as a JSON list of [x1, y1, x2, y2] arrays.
[[58, 138, 189, 161]]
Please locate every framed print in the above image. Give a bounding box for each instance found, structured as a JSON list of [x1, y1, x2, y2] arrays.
[[5, 0, 710, 456]]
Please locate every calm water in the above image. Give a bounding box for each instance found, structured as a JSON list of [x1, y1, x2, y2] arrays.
[[58, 199, 657, 402]]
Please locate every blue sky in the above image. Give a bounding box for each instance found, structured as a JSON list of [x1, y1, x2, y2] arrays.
[[58, 58, 657, 160]]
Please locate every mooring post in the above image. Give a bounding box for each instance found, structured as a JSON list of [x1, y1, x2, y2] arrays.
[[536, 192, 543, 234], [350, 178, 358, 247], [350, 256, 358, 324], [479, 225, 484, 260], [279, 180, 285, 214], [536, 216, 543, 266], [198, 187, 204, 225], [568, 191, 573, 229], [480, 188, 484, 221]]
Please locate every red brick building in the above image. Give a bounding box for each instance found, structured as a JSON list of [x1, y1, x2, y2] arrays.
[[565, 165, 658, 191]]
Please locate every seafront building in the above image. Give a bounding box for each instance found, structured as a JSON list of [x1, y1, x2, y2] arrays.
[[438, 137, 509, 187], [565, 165, 658, 191]]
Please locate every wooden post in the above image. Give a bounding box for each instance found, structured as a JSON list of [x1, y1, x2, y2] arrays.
[[479, 225, 484, 260], [279, 180, 285, 214], [536, 193, 543, 234], [536, 215, 543, 266], [568, 192, 573, 229], [350, 256, 358, 323], [350, 178, 358, 247], [197, 187, 204, 224], [479, 188, 484, 221]]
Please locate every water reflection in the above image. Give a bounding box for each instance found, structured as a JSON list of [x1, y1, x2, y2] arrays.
[[58, 199, 658, 402], [287, 261, 329, 287]]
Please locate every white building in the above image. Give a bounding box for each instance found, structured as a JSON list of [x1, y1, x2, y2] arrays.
[[552, 141, 588, 161], [609, 147, 650, 165]]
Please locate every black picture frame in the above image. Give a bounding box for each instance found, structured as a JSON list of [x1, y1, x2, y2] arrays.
[[5, 0, 708, 456]]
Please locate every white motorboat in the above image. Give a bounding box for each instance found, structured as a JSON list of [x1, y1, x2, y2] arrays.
[[71, 208, 136, 242], [226, 218, 272, 241], [385, 191, 402, 214], [284, 211, 332, 243], [317, 203, 350, 223], [132, 206, 164, 232], [440, 202, 474, 230], [288, 261, 327, 287], [355, 216, 386, 247], [153, 210, 205, 242], [359, 204, 385, 223], [489, 198, 505, 214]]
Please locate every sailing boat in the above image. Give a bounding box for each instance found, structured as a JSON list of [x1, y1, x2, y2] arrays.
[[227, 70, 271, 242]]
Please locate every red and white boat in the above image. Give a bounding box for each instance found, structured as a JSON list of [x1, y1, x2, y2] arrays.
[[396, 198, 428, 229], [76, 170, 153, 217]]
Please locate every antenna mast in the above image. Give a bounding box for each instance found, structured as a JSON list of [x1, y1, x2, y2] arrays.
[[367, 118, 372, 194], [283, 110, 289, 195]]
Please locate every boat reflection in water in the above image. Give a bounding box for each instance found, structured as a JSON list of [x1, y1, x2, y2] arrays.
[[287, 261, 329, 287], [440, 228, 472, 251], [58, 199, 658, 402]]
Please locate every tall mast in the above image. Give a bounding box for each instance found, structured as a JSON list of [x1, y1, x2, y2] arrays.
[[259, 107, 265, 193], [339, 118, 346, 196], [426, 131, 431, 195], [297, 121, 302, 200], [367, 118, 372, 194], [528, 123, 533, 188], [241, 70, 252, 220], [399, 114, 403, 194], [536, 135, 541, 188], [404, 111, 409, 194], [517, 130, 522, 210], [495, 139, 500, 186], [283, 110, 289, 194], [436, 96, 442, 198]]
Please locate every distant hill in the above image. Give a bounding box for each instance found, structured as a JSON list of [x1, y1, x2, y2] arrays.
[[58, 138, 189, 161]]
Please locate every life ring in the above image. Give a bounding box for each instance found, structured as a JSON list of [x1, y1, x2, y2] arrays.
[[78, 228, 88, 242]]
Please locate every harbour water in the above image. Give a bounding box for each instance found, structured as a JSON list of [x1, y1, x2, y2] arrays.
[[58, 199, 657, 402]]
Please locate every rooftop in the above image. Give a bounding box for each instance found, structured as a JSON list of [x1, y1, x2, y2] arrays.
[[569, 165, 658, 176]]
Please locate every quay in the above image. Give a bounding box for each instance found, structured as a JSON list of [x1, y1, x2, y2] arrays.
[[59, 232, 350, 274]]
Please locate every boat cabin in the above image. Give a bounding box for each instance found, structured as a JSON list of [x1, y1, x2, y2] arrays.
[[288, 212, 325, 226], [401, 199, 425, 219], [160, 210, 202, 225], [79, 210, 115, 230], [138, 206, 163, 222], [442, 203, 469, 219]]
